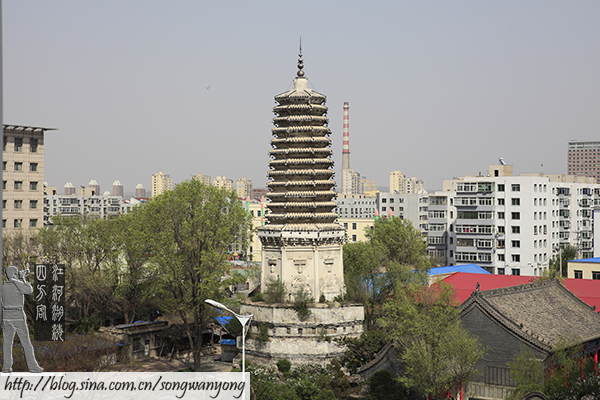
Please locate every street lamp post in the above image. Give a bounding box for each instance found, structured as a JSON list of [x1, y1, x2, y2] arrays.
[[205, 299, 253, 378]]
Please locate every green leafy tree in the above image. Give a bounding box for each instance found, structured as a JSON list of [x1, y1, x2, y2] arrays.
[[548, 244, 578, 278], [380, 282, 484, 399], [508, 337, 600, 400], [343, 217, 431, 328], [140, 179, 252, 371], [110, 210, 160, 324]]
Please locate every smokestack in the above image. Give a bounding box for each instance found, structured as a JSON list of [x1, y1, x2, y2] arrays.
[[342, 102, 350, 170]]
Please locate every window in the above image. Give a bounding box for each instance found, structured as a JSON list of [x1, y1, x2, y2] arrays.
[[14, 219, 22, 228], [511, 198, 520, 206], [352, 222, 357, 230], [30, 181, 38, 190], [511, 212, 520, 220], [498, 212, 505, 219], [498, 255, 505, 262], [30, 200, 38, 209], [390, 198, 394, 203], [29, 219, 37, 228], [2, 181, 6, 190], [2, 220, 5, 228], [511, 240, 520, 248], [511, 268, 520, 276], [2, 200, 5, 209], [497, 268, 505, 275], [30, 163, 38, 172], [2, 136, 5, 151], [511, 254, 520, 262], [497, 198, 505, 205], [498, 184, 505, 192], [511, 226, 520, 234], [497, 239, 505, 248], [511, 184, 520, 192], [574, 270, 583, 279], [2, 162, 5, 171], [30, 138, 38, 152], [14, 200, 22, 209], [497, 226, 505, 234], [14, 138, 22, 152], [14, 181, 23, 190], [381, 198, 387, 203], [343, 222, 348, 229], [592, 271, 600, 280], [352, 235, 357, 242], [14, 162, 22, 171]]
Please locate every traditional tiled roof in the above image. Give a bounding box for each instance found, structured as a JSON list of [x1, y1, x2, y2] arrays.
[[460, 279, 600, 351]]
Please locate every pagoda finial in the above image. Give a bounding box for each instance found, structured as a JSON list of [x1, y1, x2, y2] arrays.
[[297, 37, 305, 77]]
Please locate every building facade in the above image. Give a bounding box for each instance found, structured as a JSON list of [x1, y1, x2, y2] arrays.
[[151, 171, 172, 198], [135, 184, 146, 198], [212, 175, 233, 191], [44, 193, 123, 224], [112, 180, 124, 197], [426, 164, 600, 276], [567, 140, 600, 183], [334, 193, 377, 219], [236, 177, 253, 199], [376, 192, 429, 233], [3, 125, 53, 231], [193, 173, 211, 186]]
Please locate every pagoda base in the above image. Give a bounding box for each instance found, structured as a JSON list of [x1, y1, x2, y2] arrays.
[[239, 302, 364, 366]]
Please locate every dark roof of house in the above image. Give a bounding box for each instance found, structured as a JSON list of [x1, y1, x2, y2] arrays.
[[460, 278, 600, 352]]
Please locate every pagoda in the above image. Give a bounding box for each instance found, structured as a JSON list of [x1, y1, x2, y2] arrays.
[[240, 49, 363, 365]]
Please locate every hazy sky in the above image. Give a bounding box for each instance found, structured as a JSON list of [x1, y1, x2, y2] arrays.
[[4, 1, 600, 195]]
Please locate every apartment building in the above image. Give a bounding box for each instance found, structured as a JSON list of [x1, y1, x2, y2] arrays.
[[567, 140, 600, 183], [389, 170, 426, 194], [3, 124, 53, 231], [334, 193, 377, 219], [426, 164, 599, 276], [151, 171, 172, 197], [193, 173, 211, 186], [236, 177, 253, 199], [44, 193, 123, 224], [212, 175, 233, 191], [377, 192, 429, 233]]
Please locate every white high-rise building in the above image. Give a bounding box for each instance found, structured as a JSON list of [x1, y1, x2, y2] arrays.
[[341, 169, 361, 194], [426, 164, 599, 276], [112, 180, 124, 197]]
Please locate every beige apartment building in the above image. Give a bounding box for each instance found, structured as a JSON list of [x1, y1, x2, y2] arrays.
[[151, 171, 172, 198], [212, 175, 233, 191], [236, 177, 253, 199], [193, 173, 211, 186], [3, 124, 53, 232]]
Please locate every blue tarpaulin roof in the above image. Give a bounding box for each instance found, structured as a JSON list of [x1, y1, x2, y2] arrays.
[[215, 315, 233, 326], [221, 339, 236, 346], [429, 264, 491, 276]]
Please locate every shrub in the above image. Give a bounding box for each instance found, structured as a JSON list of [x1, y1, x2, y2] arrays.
[[319, 294, 326, 303], [256, 323, 270, 342], [252, 292, 264, 302], [276, 358, 292, 373], [264, 277, 286, 304], [293, 287, 314, 321]]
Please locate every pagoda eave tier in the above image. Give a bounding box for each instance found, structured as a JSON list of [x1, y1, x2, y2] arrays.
[[269, 148, 332, 157], [273, 104, 328, 114], [274, 89, 326, 103], [267, 170, 334, 179], [269, 158, 334, 167], [267, 190, 336, 199], [267, 180, 335, 189], [272, 126, 331, 136], [270, 137, 331, 148]]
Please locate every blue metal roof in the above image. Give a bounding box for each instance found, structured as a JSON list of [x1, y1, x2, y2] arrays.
[[567, 257, 600, 263], [429, 264, 491, 276]]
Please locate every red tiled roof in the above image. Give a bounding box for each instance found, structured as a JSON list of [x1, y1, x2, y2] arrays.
[[442, 273, 600, 311]]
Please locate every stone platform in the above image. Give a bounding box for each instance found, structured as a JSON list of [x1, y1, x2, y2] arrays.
[[239, 302, 364, 366]]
